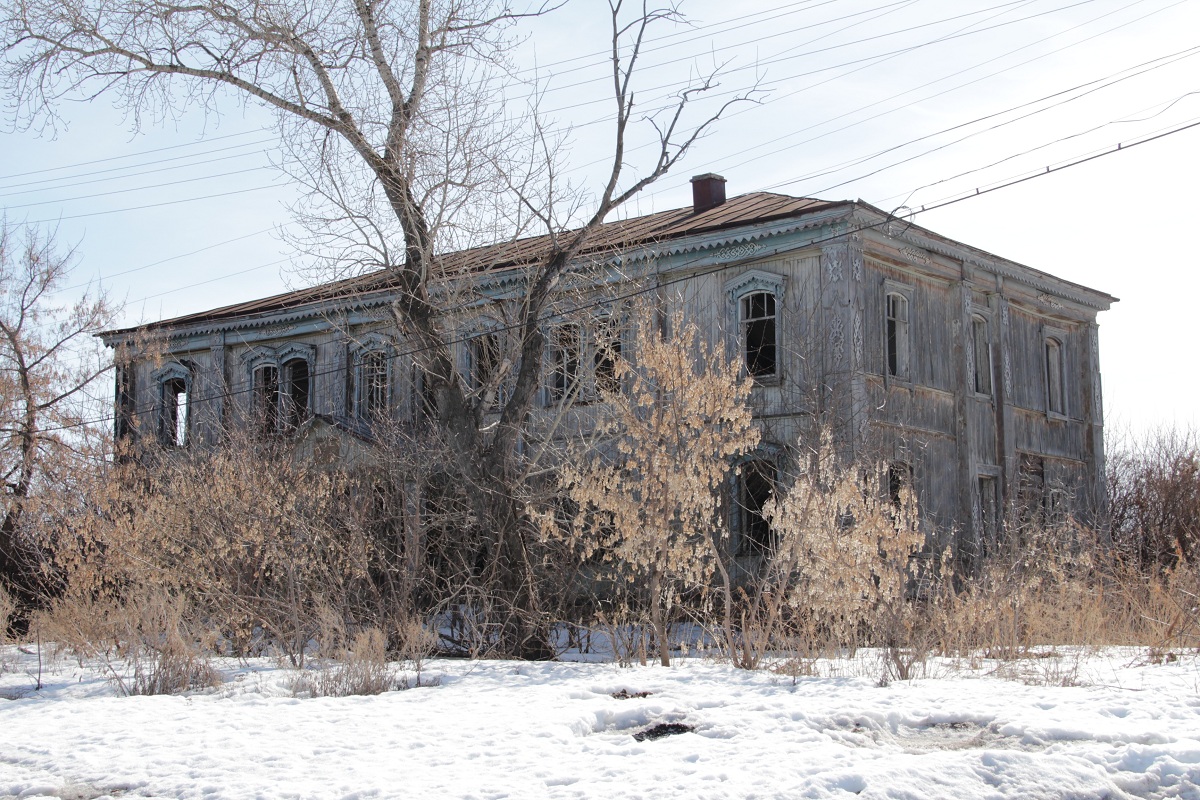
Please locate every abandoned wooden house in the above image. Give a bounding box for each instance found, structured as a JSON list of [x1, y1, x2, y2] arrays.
[[100, 174, 1116, 563]]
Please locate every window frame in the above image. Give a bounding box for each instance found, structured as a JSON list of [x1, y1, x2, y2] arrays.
[[734, 457, 778, 557], [153, 362, 191, 448], [724, 269, 785, 385], [243, 343, 316, 435], [1043, 326, 1068, 419], [547, 322, 583, 404], [349, 335, 395, 423], [883, 281, 913, 383], [971, 313, 993, 397], [465, 325, 506, 413]]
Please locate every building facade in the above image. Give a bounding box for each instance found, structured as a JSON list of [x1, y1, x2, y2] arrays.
[[101, 175, 1116, 562]]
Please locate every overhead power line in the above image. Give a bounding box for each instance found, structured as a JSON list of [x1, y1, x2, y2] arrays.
[[45, 114, 1198, 438]]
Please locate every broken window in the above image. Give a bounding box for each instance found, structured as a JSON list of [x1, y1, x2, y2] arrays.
[[550, 324, 582, 402], [115, 364, 135, 442], [160, 374, 189, 447], [416, 366, 439, 421], [972, 315, 992, 395], [1045, 337, 1065, 415], [468, 331, 503, 411], [736, 460, 776, 555], [253, 365, 280, 436], [886, 291, 910, 379], [282, 357, 310, 429], [887, 462, 912, 508], [739, 291, 777, 378], [593, 313, 623, 395]]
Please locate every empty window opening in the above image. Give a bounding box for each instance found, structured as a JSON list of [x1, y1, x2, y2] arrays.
[[253, 365, 280, 435], [417, 367, 439, 420], [116, 365, 135, 441], [740, 291, 777, 378], [737, 460, 776, 555], [469, 332, 503, 410], [972, 315, 992, 395], [886, 292, 910, 379], [551, 325, 582, 402], [282, 358, 310, 429], [594, 314, 623, 395], [887, 462, 911, 508], [1045, 338, 1064, 415], [161, 376, 189, 447]]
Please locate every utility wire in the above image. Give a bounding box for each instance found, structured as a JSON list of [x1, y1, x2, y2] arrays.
[[46, 114, 1197, 437]]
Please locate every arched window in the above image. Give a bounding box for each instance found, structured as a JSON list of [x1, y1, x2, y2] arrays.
[[592, 311, 623, 395], [972, 314, 992, 395], [253, 364, 280, 435], [885, 291, 910, 379], [155, 363, 191, 447], [739, 291, 777, 378], [467, 330, 504, 411], [348, 335, 394, 423], [282, 357, 310, 428], [359, 349, 389, 418], [1045, 337, 1065, 415], [549, 323, 582, 402]]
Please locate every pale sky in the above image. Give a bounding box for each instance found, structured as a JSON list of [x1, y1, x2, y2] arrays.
[[2, 0, 1197, 435]]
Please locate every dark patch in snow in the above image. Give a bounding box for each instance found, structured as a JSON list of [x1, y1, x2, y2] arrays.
[[633, 722, 694, 742], [611, 689, 652, 700]]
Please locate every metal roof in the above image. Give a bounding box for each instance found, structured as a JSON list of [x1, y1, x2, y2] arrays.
[[103, 192, 839, 336]]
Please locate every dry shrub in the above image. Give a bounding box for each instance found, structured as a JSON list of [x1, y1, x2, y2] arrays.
[[55, 436, 382, 667], [37, 588, 220, 695], [291, 627, 396, 697], [552, 308, 759, 667], [721, 430, 928, 670]]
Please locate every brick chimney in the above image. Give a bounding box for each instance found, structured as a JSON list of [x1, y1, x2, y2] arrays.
[[690, 173, 727, 214]]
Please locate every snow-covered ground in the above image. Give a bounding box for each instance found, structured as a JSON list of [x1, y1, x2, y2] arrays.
[[2, 646, 1198, 799]]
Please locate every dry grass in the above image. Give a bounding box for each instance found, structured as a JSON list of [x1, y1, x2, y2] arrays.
[[291, 628, 396, 697], [35, 588, 221, 696]]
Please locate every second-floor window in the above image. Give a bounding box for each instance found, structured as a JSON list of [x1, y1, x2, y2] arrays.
[[1045, 337, 1065, 415], [739, 291, 777, 379], [885, 291, 910, 379], [253, 364, 280, 434], [359, 349, 389, 419], [160, 374, 189, 447], [972, 315, 992, 395], [282, 357, 310, 428], [549, 324, 582, 402], [468, 331, 504, 411]]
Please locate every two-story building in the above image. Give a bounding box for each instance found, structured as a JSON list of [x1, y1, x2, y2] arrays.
[[101, 174, 1116, 564]]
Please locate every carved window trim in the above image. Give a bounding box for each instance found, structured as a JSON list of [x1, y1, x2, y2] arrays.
[[462, 319, 508, 414], [883, 280, 913, 384], [725, 269, 785, 385], [241, 343, 316, 434], [152, 362, 192, 448], [349, 334, 395, 422]]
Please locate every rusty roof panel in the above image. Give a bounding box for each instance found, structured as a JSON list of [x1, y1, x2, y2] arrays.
[[106, 192, 842, 335]]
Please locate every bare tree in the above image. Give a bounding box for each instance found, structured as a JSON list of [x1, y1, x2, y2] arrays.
[[2, 0, 755, 655], [0, 221, 116, 614]]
